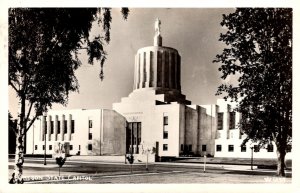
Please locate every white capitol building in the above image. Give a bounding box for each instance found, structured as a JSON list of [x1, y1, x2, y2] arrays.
[[26, 19, 291, 161]]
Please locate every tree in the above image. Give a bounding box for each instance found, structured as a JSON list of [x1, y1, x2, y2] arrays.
[[9, 8, 129, 183], [213, 8, 292, 176]]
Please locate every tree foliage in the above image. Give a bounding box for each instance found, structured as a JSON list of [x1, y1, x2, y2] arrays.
[[213, 8, 292, 176], [9, 8, 129, 183]]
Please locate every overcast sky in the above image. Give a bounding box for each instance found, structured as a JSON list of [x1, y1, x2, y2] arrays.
[[8, 8, 235, 117]]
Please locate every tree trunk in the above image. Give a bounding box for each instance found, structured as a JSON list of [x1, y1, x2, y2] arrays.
[[276, 147, 286, 177], [10, 92, 26, 184], [9, 124, 25, 184]]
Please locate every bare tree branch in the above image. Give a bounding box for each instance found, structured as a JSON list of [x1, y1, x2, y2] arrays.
[[25, 115, 38, 133], [9, 81, 19, 94], [25, 101, 33, 124]]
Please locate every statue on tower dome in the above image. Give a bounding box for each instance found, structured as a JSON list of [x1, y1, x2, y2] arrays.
[[155, 18, 161, 36]]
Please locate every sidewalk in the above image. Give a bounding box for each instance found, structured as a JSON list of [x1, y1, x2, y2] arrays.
[[21, 155, 127, 163], [17, 155, 292, 170]]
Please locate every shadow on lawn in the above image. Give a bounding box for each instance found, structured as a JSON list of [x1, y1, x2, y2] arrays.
[[224, 170, 292, 178]]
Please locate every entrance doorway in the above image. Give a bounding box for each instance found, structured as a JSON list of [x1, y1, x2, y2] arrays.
[[126, 122, 141, 154]]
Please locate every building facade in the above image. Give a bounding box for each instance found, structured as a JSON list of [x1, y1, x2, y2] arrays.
[[26, 109, 127, 156], [214, 99, 292, 159], [26, 19, 291, 160]]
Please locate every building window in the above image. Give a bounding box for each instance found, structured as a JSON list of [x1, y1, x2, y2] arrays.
[[143, 52, 147, 86], [163, 115, 168, 139], [50, 121, 54, 134], [70, 145, 73, 150], [163, 131, 168, 139], [286, 145, 292, 152], [35, 145, 38, 150], [267, 144, 274, 152], [89, 120, 93, 128], [254, 145, 259, 152], [241, 145, 247, 152], [88, 144, 92, 151], [57, 121, 61, 134], [216, 145, 222, 152], [88, 133, 92, 140], [188, 145, 192, 152], [79, 145, 81, 150], [163, 116, 168, 125], [43, 145, 45, 150], [217, 113, 223, 130], [229, 112, 236, 130], [163, 144, 168, 151], [64, 120, 67, 133], [228, 145, 234, 152], [181, 144, 184, 151], [138, 123, 142, 145], [202, 145, 207, 152], [49, 145, 52, 150], [71, 120, 75, 133]]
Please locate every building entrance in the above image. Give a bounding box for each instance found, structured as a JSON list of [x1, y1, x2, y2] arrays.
[[126, 122, 141, 154]]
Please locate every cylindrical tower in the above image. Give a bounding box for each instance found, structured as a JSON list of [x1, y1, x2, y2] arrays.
[[133, 19, 182, 95]]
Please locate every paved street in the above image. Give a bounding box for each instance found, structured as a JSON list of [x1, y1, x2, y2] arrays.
[[8, 157, 292, 184]]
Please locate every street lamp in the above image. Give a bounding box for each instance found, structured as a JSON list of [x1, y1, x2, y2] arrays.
[[250, 145, 254, 170], [43, 112, 47, 165]]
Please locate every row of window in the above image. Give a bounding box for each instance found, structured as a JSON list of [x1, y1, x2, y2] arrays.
[[44, 120, 94, 141], [217, 112, 236, 130], [44, 120, 75, 134], [35, 144, 79, 151], [44, 119, 94, 134], [163, 115, 169, 150], [216, 144, 292, 153], [88, 120, 93, 140], [35, 144, 92, 151], [163, 115, 168, 139]]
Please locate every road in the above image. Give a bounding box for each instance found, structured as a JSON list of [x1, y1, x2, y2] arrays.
[[8, 158, 292, 184]]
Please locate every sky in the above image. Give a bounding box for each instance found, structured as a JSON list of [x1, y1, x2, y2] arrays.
[[8, 8, 235, 117]]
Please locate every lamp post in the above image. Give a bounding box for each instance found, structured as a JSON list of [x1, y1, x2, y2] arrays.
[[43, 112, 47, 165], [203, 153, 207, 173], [250, 146, 254, 170]]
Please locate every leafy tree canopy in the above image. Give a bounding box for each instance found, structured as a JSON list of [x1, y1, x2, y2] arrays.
[[214, 8, 292, 176], [8, 8, 129, 183], [9, 8, 129, 125]]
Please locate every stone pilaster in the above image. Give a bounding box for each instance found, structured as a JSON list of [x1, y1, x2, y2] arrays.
[[54, 115, 58, 141], [68, 114, 72, 141], [61, 115, 65, 141]]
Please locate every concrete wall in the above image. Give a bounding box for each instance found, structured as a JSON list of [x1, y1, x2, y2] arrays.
[[184, 106, 199, 155], [101, 110, 126, 155], [182, 105, 216, 157], [198, 105, 216, 156], [26, 109, 126, 156], [154, 103, 181, 157]]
